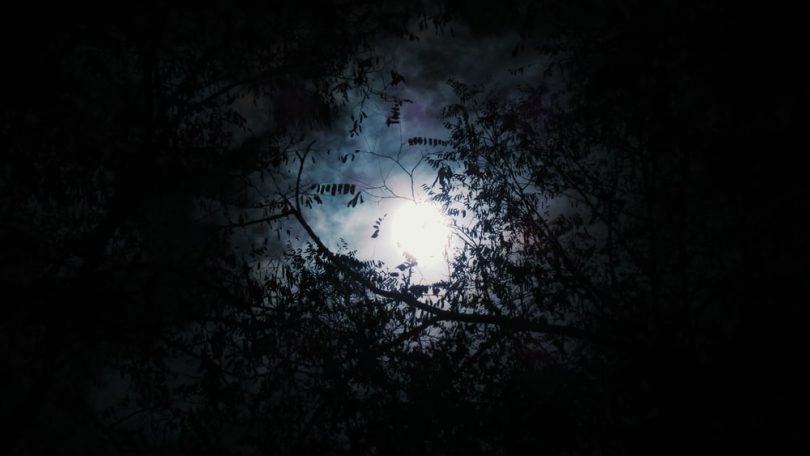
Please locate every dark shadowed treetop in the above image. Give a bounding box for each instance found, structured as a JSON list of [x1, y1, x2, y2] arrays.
[[1, 1, 806, 454]]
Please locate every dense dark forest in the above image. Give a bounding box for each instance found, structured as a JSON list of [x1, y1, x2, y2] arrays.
[[1, 1, 806, 454]]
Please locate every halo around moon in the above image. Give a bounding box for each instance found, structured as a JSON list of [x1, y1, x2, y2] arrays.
[[390, 201, 450, 265]]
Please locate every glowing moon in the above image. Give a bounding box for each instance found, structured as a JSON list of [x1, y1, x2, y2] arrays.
[[390, 201, 450, 265]]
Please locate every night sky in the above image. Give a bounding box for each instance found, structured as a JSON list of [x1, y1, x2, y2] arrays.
[[2, 2, 807, 454]]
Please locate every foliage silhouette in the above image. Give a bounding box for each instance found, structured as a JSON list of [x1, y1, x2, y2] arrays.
[[2, 1, 805, 455]]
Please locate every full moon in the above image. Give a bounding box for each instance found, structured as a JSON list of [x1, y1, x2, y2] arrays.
[[390, 201, 450, 265]]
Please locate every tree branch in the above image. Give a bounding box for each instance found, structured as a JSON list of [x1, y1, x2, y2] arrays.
[[288, 206, 617, 346], [216, 210, 294, 230]]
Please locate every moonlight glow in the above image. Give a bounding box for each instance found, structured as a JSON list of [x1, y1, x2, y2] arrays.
[[390, 202, 450, 265]]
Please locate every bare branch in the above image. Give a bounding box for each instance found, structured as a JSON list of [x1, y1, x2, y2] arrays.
[[288, 205, 617, 346]]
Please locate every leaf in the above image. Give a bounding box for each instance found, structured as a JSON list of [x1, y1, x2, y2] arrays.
[[390, 70, 405, 86], [411, 285, 429, 294], [347, 193, 360, 208]]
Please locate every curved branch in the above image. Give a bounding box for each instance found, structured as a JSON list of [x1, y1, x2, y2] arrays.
[[294, 141, 316, 213], [288, 206, 618, 347], [216, 210, 294, 230]]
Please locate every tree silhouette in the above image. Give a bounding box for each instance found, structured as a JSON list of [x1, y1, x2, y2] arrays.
[[1, 3, 438, 454], [3, 1, 805, 454]]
